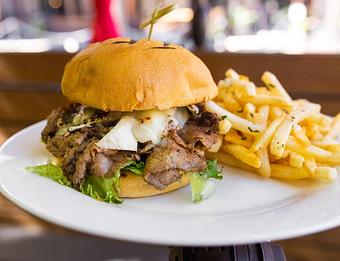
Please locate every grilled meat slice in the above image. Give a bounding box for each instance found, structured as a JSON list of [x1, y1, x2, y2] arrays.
[[144, 136, 207, 190], [41, 107, 66, 143], [46, 131, 89, 158], [72, 143, 137, 188], [178, 111, 219, 150]]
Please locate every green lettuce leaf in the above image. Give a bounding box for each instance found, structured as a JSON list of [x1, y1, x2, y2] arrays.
[[80, 160, 145, 204], [27, 159, 145, 204], [123, 161, 144, 176], [80, 168, 122, 204], [202, 159, 223, 180], [189, 159, 222, 203], [190, 173, 216, 202], [26, 164, 71, 187]]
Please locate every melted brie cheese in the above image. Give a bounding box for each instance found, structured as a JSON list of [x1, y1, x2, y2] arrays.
[[97, 108, 189, 151], [97, 116, 138, 151]]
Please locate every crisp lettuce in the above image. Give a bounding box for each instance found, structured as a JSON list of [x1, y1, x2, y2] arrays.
[[190, 159, 222, 202], [123, 161, 144, 176], [80, 168, 122, 204], [202, 159, 223, 180], [27, 160, 145, 204], [26, 164, 71, 187], [190, 173, 216, 202], [80, 161, 145, 204]]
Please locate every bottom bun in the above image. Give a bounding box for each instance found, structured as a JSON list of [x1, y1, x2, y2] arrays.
[[118, 172, 190, 198]]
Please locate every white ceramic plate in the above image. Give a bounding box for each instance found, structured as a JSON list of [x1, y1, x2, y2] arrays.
[[1, 121, 340, 246]]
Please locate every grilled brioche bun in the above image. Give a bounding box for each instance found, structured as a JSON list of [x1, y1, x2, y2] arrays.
[[118, 172, 190, 198], [61, 37, 217, 112]]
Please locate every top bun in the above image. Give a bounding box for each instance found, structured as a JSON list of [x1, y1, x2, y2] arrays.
[[61, 38, 217, 111]]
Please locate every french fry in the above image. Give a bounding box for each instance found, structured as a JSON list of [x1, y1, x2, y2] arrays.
[[269, 106, 286, 119], [270, 116, 294, 157], [230, 79, 257, 97], [252, 113, 263, 125], [311, 142, 340, 153], [304, 159, 317, 176], [319, 126, 331, 135], [256, 147, 271, 178], [250, 115, 285, 152], [244, 103, 256, 122], [303, 113, 323, 125], [239, 94, 292, 108], [223, 143, 261, 168], [289, 152, 304, 168], [307, 125, 324, 141], [294, 99, 321, 114], [256, 87, 273, 96], [206, 151, 257, 173], [259, 106, 269, 123], [304, 113, 331, 130], [320, 115, 332, 129], [315, 167, 338, 181], [270, 106, 315, 157], [281, 150, 290, 159], [205, 101, 264, 136], [239, 75, 249, 81], [219, 78, 256, 97], [292, 125, 310, 146], [218, 89, 243, 112], [219, 119, 232, 134], [226, 68, 240, 80], [318, 152, 340, 166], [270, 164, 309, 179], [324, 113, 340, 140], [255, 105, 269, 128], [244, 103, 256, 114], [224, 129, 253, 148], [293, 104, 319, 122], [262, 71, 293, 103], [253, 106, 271, 177], [286, 136, 332, 159]]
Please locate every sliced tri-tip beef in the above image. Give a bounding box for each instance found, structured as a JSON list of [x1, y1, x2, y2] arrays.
[[41, 107, 66, 143], [72, 143, 137, 188], [143, 111, 219, 191], [46, 131, 89, 158], [41, 103, 88, 143], [62, 138, 93, 178], [143, 131, 207, 190], [178, 111, 219, 150]]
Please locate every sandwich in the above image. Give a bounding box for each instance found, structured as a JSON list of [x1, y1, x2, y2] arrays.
[[28, 38, 223, 203]]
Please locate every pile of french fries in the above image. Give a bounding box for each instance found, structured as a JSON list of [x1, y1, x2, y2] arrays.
[[205, 69, 340, 181]]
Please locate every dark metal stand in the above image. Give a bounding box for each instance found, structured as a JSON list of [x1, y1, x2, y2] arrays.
[[169, 243, 287, 261]]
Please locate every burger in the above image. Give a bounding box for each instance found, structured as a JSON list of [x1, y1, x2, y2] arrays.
[[28, 38, 223, 203]]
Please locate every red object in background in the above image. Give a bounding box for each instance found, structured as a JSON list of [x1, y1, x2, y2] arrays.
[[92, 0, 120, 43]]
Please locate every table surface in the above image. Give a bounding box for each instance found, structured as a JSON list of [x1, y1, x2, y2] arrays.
[[1, 125, 340, 260]]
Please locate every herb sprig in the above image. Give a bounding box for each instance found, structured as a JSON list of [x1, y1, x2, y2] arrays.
[[139, 4, 178, 40]]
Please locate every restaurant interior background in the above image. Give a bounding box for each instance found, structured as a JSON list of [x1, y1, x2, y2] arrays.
[[0, 0, 340, 260]]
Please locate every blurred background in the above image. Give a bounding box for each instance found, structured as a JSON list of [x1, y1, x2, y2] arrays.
[[1, 1, 340, 260], [0, 0, 340, 54], [0, 0, 339, 54]]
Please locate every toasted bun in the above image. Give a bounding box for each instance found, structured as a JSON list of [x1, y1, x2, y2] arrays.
[[61, 37, 217, 112], [118, 172, 190, 198]]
